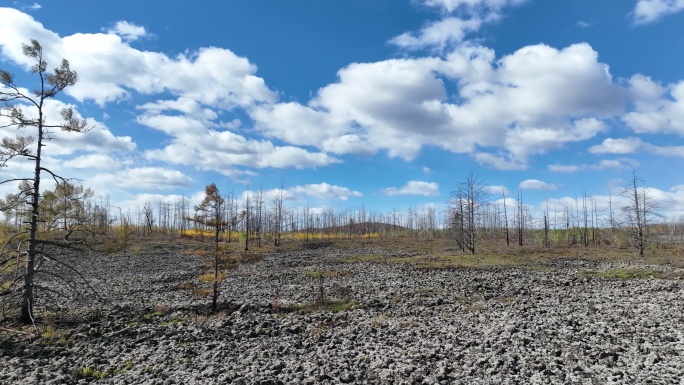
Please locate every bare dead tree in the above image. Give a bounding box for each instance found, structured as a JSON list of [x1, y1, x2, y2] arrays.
[[255, 186, 264, 248], [450, 172, 490, 254], [244, 193, 251, 251], [273, 185, 286, 247], [502, 188, 510, 247], [1, 40, 92, 324], [543, 204, 550, 248], [621, 171, 661, 256], [143, 201, 155, 235], [517, 190, 524, 246]]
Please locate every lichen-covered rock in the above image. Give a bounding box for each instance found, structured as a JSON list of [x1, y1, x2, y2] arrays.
[[1, 246, 683, 384]]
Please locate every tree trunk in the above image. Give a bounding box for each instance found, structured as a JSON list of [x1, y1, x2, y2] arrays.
[[20, 107, 44, 324]]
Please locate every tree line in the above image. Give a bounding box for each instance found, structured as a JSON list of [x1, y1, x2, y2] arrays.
[[447, 172, 664, 256]]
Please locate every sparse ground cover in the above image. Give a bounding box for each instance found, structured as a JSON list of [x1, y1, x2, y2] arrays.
[[1, 236, 683, 384]]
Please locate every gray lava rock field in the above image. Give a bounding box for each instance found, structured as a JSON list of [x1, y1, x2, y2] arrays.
[[1, 244, 683, 384]]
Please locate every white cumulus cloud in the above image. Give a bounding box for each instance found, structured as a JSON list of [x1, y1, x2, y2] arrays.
[[519, 179, 557, 191], [107, 21, 150, 42], [253, 42, 626, 169], [633, 0, 684, 24], [90, 167, 194, 191], [393, 0, 528, 51], [289, 183, 363, 201], [589, 138, 644, 154], [383, 181, 440, 197]]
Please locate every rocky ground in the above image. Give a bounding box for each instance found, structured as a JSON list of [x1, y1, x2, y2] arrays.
[[1, 243, 684, 384]]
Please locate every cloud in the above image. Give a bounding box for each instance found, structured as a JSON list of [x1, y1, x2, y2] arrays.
[[589, 137, 643, 154], [106, 21, 150, 42], [0, 9, 338, 176], [633, 0, 684, 24], [422, 0, 528, 13], [25, 3, 41, 10], [548, 159, 639, 173], [575, 21, 593, 28], [114, 193, 201, 216], [62, 154, 121, 170], [646, 145, 684, 156], [589, 137, 684, 157], [138, 113, 340, 175], [0, 8, 276, 107], [392, 0, 528, 51], [547, 164, 581, 173], [483, 185, 509, 196], [473, 152, 527, 170], [254, 42, 626, 169], [519, 179, 557, 191], [1, 8, 635, 173], [90, 167, 194, 191], [0, 86, 135, 182], [540, 185, 684, 220], [623, 76, 684, 135], [289, 183, 362, 201], [390, 17, 485, 51], [383, 181, 440, 196], [138, 97, 219, 121]]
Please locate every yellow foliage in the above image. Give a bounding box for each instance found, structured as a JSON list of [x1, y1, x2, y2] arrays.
[[199, 272, 228, 283], [180, 229, 216, 238], [192, 288, 213, 297]]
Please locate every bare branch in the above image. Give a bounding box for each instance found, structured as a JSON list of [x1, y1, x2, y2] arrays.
[[39, 167, 68, 185]]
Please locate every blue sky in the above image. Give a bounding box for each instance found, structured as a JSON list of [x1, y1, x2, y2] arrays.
[[1, 0, 684, 223]]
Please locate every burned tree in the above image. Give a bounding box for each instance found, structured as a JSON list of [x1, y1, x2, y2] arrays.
[[0, 40, 91, 324], [449, 172, 489, 254], [272, 185, 286, 247], [621, 171, 661, 256]]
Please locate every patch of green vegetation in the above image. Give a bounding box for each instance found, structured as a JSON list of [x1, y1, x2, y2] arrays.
[[41, 325, 58, 340], [40, 323, 74, 346], [0, 280, 12, 290], [344, 252, 549, 269], [161, 317, 184, 326], [413, 254, 544, 269], [296, 299, 358, 313], [72, 367, 108, 380], [580, 268, 684, 280], [143, 311, 164, 319], [111, 362, 134, 376]]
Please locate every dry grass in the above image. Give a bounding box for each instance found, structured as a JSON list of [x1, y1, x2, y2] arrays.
[[580, 268, 684, 280], [338, 236, 684, 269]]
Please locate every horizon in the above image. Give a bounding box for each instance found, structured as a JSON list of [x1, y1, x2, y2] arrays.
[[1, 1, 684, 221]]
